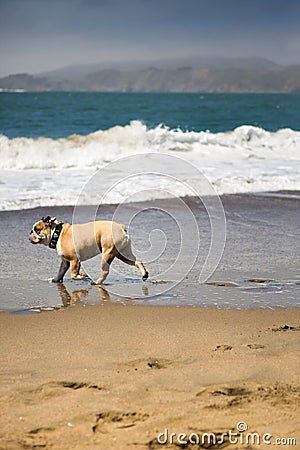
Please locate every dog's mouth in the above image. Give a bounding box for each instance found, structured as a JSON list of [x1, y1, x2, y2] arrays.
[[29, 239, 39, 244], [29, 231, 43, 244]]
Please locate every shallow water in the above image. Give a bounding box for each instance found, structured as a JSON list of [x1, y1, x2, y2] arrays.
[[0, 193, 299, 312]]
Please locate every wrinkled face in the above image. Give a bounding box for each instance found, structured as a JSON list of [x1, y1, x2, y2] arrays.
[[29, 219, 52, 245]]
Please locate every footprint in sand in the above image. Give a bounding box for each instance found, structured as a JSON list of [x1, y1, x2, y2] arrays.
[[247, 344, 265, 350], [92, 411, 149, 433], [196, 385, 250, 398], [271, 325, 300, 332], [119, 358, 175, 372], [147, 358, 173, 369], [23, 381, 103, 403], [214, 344, 233, 351], [196, 383, 300, 410]]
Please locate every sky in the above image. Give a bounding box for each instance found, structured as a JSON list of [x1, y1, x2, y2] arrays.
[[0, 0, 299, 77]]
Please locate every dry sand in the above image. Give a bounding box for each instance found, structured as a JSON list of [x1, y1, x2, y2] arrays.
[[0, 304, 299, 449]]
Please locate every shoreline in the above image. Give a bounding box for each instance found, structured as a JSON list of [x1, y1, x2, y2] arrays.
[[1, 189, 300, 214]]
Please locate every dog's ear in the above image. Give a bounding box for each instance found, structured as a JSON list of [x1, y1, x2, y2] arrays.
[[41, 216, 55, 224]]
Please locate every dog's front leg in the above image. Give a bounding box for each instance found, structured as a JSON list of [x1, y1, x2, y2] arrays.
[[70, 258, 89, 280], [50, 258, 70, 283]]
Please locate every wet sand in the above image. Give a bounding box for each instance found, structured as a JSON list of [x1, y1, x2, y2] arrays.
[[0, 192, 299, 311], [0, 305, 299, 449], [0, 192, 299, 448]]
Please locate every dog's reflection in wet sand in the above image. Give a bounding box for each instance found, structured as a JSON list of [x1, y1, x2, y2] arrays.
[[55, 283, 149, 309], [56, 283, 110, 308]]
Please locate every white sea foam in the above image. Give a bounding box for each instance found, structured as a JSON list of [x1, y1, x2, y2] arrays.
[[0, 121, 299, 210]]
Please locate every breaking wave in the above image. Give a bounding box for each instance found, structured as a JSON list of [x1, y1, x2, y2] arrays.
[[0, 120, 299, 170], [0, 121, 299, 210]]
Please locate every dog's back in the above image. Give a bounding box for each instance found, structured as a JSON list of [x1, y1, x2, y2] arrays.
[[71, 220, 127, 261]]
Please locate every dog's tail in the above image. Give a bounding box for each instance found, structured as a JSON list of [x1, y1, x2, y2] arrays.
[[121, 224, 129, 239]]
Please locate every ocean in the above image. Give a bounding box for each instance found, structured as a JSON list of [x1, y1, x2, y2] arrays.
[[0, 92, 300, 210], [2, 92, 300, 139]]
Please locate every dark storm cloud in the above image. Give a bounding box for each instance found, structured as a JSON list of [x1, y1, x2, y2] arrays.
[[0, 0, 299, 76]]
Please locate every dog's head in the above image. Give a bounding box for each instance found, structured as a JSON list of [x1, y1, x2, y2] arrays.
[[29, 216, 57, 245]]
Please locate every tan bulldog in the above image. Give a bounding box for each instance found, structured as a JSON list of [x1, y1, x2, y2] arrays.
[[29, 216, 148, 284]]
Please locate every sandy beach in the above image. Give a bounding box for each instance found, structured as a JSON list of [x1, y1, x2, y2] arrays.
[[0, 305, 299, 449], [0, 193, 299, 449]]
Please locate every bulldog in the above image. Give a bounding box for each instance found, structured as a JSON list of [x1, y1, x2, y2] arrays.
[[29, 216, 148, 284]]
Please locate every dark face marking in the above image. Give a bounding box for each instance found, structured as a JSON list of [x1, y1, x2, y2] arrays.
[[29, 220, 52, 245]]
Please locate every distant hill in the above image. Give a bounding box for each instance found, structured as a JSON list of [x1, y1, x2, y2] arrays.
[[40, 56, 281, 79], [1, 57, 299, 93]]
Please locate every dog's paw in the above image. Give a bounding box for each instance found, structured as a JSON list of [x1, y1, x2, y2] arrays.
[[142, 271, 149, 281], [48, 277, 63, 283], [73, 274, 90, 280]]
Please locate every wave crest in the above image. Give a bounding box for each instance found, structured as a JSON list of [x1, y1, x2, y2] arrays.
[[1, 121, 299, 170]]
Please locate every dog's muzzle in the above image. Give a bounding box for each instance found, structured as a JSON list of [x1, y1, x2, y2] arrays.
[[29, 229, 42, 244]]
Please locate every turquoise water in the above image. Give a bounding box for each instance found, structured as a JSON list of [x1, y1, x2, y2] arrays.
[[1, 92, 299, 139]]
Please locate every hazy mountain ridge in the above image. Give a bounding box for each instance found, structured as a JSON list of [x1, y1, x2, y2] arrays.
[[1, 57, 299, 92], [40, 56, 282, 78]]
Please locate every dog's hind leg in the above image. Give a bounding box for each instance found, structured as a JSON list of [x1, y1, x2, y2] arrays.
[[93, 250, 116, 285], [51, 258, 70, 283], [136, 258, 148, 281], [117, 242, 148, 281]]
